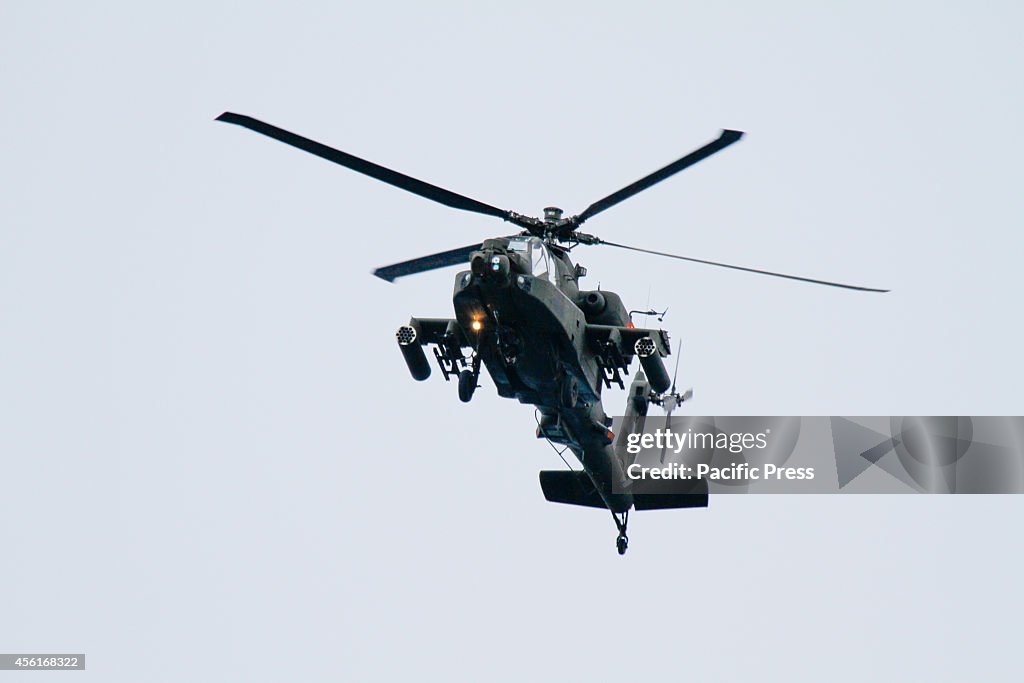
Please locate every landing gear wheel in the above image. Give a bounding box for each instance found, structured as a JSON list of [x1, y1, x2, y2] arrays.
[[616, 533, 628, 556], [612, 509, 629, 555], [458, 369, 477, 403], [560, 375, 578, 408]]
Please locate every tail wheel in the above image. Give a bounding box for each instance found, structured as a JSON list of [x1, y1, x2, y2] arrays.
[[616, 534, 628, 555], [458, 369, 477, 403]]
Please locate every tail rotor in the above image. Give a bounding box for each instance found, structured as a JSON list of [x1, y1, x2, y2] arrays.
[[653, 349, 691, 463]]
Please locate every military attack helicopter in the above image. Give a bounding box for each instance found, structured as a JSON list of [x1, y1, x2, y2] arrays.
[[217, 112, 887, 554]]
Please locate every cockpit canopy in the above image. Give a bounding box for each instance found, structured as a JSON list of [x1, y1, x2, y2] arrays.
[[507, 236, 552, 282]]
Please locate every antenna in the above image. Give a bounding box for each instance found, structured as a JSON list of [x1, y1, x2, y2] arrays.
[[628, 308, 668, 324]]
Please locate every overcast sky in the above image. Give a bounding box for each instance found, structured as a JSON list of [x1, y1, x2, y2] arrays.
[[2, 2, 1023, 681]]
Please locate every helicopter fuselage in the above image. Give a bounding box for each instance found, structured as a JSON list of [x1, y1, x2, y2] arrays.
[[447, 235, 653, 513]]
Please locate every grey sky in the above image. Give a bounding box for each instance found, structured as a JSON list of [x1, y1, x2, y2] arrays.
[[1, 1, 1022, 680]]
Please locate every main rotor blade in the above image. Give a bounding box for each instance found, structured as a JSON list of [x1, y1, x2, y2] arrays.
[[574, 129, 744, 225], [373, 242, 482, 283], [217, 112, 512, 221], [598, 240, 890, 292]]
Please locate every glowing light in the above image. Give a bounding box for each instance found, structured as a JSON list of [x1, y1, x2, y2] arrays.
[[627, 322, 635, 329], [471, 320, 482, 332]]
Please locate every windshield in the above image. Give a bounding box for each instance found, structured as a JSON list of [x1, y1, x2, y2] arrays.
[[508, 237, 551, 281]]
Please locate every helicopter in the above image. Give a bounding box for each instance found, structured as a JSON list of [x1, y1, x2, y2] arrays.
[[217, 112, 888, 555]]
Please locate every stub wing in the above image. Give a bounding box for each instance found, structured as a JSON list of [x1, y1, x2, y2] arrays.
[[395, 317, 472, 382], [584, 324, 673, 393], [411, 318, 470, 348], [584, 324, 670, 357]]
